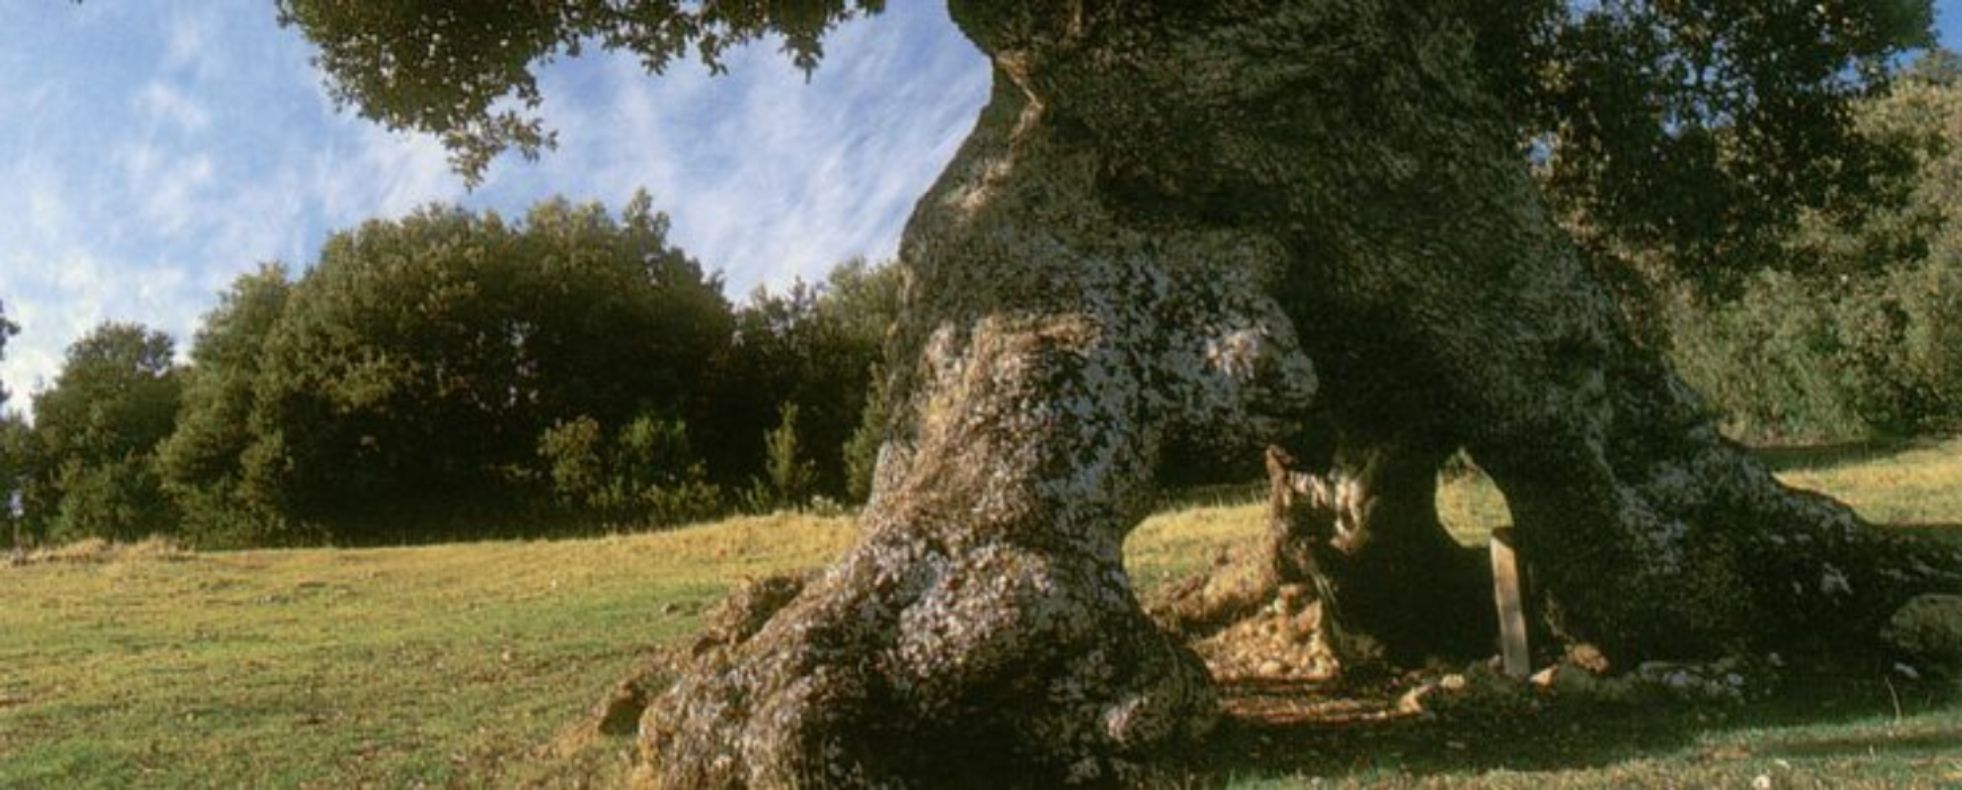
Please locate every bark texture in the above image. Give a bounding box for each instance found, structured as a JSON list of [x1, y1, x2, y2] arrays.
[[638, 1, 1962, 784], [1269, 437, 1498, 666], [638, 49, 1318, 786], [988, 0, 1962, 664]]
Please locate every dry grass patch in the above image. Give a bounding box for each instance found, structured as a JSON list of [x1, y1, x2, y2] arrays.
[[6, 535, 191, 567]]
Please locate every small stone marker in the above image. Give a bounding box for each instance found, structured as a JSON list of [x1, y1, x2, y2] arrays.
[[1490, 527, 1530, 679]]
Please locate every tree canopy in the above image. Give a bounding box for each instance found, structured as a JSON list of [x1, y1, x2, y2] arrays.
[[275, 0, 883, 182], [228, 196, 730, 540], [3, 186, 901, 548], [1524, 0, 1934, 285], [22, 323, 183, 543], [282, 0, 1934, 285]]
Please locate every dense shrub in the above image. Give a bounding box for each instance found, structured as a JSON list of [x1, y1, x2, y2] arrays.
[[1662, 254, 1962, 443], [761, 403, 817, 510], [1664, 275, 1869, 442], [155, 265, 295, 548], [699, 260, 898, 503], [538, 412, 723, 527], [1658, 54, 1962, 442], [17, 324, 182, 544], [47, 454, 177, 544], [220, 196, 731, 542]]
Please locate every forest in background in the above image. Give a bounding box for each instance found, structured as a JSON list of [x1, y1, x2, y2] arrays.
[[0, 193, 897, 548], [2, 53, 1960, 551]]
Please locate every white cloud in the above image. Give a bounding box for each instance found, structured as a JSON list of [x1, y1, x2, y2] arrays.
[[356, 126, 464, 220], [165, 12, 206, 70], [135, 81, 212, 132], [514, 2, 989, 294], [0, 0, 989, 408], [118, 143, 218, 235], [163, 8, 230, 83], [0, 170, 110, 409]]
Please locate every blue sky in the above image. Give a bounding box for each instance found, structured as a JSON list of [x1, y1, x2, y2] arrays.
[[0, 1, 989, 406], [1, 2, 1959, 408]]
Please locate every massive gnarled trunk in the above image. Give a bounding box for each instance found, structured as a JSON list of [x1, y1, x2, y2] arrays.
[[638, 49, 1319, 788], [639, 2, 1962, 784]]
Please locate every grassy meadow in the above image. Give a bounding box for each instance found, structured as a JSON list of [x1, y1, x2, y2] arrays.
[[4, 439, 1961, 787]]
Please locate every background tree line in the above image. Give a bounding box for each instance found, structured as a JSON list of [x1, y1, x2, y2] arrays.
[[0, 194, 898, 549], [2, 51, 1960, 549], [1612, 53, 1962, 442]]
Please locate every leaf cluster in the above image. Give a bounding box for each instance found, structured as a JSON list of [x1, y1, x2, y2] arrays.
[[1660, 53, 1962, 440], [276, 0, 884, 183], [16, 324, 184, 544], [1520, 0, 1935, 289]]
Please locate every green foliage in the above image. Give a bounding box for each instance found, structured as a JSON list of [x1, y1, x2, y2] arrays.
[[1898, 258, 1962, 418], [22, 323, 183, 543], [698, 265, 893, 500], [1663, 259, 1962, 443], [843, 364, 888, 504], [156, 264, 294, 548], [275, 0, 884, 183], [815, 257, 903, 348], [32, 324, 179, 464], [0, 301, 21, 545], [539, 416, 606, 505], [1657, 51, 1962, 441], [824, 259, 901, 504], [0, 414, 30, 547], [133, 197, 902, 546], [1532, 0, 1934, 291], [159, 264, 291, 489], [48, 453, 177, 543], [228, 196, 730, 542], [762, 403, 817, 510], [537, 412, 723, 527], [1663, 274, 1868, 442]]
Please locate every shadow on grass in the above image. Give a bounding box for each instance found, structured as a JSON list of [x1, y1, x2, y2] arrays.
[[1751, 438, 1922, 474], [1185, 672, 1959, 785], [1764, 726, 1962, 759], [1896, 523, 1962, 549]]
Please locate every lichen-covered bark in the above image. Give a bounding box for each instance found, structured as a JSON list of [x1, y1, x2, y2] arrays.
[[639, 57, 1318, 786], [955, 0, 1962, 665], [639, 1, 1962, 783]]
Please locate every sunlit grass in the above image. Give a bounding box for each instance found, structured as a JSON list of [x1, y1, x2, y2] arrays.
[[1773, 438, 1962, 528], [2, 439, 1958, 785], [0, 513, 857, 787]]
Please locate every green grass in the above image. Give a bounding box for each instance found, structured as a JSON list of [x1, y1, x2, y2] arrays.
[[0, 515, 858, 787], [4, 440, 1960, 786]]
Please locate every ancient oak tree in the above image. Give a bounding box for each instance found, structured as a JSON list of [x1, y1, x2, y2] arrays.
[[282, 0, 1962, 784]]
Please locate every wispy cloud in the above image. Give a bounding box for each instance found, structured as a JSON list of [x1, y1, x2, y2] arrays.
[[0, 0, 987, 409], [135, 81, 212, 132], [520, 3, 989, 294]]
